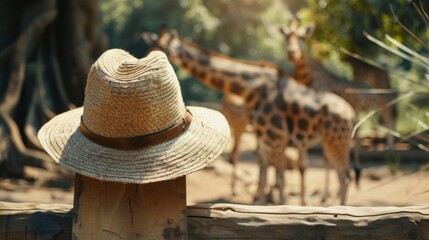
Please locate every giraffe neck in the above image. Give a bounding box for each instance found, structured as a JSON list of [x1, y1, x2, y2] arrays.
[[309, 58, 366, 91], [294, 52, 312, 86], [167, 36, 281, 103]]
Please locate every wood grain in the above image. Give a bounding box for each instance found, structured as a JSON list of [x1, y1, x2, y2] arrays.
[[72, 174, 187, 240], [1, 202, 428, 239], [187, 203, 429, 239]]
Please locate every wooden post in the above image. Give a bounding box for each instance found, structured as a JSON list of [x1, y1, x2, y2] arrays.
[[72, 173, 187, 240]]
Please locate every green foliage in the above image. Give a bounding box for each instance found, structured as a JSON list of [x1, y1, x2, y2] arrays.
[[301, 0, 429, 57], [299, 1, 429, 147], [100, 0, 143, 33], [200, 0, 291, 62], [100, 0, 292, 103], [298, 0, 429, 83]]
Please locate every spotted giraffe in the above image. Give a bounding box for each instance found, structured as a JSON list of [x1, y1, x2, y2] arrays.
[[144, 28, 359, 205], [142, 31, 288, 197], [280, 22, 398, 150]]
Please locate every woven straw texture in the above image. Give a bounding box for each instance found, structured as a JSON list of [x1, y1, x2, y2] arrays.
[[38, 49, 230, 183]]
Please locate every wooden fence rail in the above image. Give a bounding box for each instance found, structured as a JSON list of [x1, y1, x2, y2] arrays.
[[1, 201, 428, 239]]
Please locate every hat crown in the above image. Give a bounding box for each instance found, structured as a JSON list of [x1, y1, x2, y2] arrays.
[[82, 50, 186, 138]]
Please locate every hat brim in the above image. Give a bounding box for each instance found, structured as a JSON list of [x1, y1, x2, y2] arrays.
[[38, 106, 230, 183]]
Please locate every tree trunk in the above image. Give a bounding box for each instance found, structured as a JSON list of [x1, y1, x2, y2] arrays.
[[0, 0, 107, 178]]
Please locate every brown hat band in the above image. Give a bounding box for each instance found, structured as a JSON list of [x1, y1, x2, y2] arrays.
[[79, 110, 193, 150]]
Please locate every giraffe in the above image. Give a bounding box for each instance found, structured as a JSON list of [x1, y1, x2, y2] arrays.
[[143, 28, 359, 205], [280, 22, 398, 150], [142, 31, 283, 197], [344, 54, 398, 147]]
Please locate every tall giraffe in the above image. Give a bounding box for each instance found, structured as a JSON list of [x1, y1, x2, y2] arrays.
[[144, 28, 359, 205], [142, 31, 285, 197], [280, 22, 398, 149]]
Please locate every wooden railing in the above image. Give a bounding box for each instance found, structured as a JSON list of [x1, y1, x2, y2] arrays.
[[1, 201, 428, 239]]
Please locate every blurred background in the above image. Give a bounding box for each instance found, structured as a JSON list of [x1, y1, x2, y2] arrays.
[[0, 0, 428, 206]]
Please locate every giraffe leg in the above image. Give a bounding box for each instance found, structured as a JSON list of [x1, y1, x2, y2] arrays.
[[321, 156, 330, 204], [275, 166, 286, 205], [266, 166, 286, 205], [353, 133, 362, 189], [254, 163, 268, 205], [298, 149, 308, 206], [324, 139, 352, 205], [221, 96, 247, 196], [266, 147, 290, 205], [380, 107, 396, 150], [231, 164, 238, 196], [230, 128, 243, 196], [336, 166, 351, 205]]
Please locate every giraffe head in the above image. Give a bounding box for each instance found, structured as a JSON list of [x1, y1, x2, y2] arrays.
[[142, 28, 181, 58], [279, 21, 315, 64]]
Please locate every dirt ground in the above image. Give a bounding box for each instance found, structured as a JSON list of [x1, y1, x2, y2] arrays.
[[1, 132, 428, 207]]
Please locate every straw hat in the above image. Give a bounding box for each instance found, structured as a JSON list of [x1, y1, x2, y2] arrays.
[[38, 49, 230, 183]]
